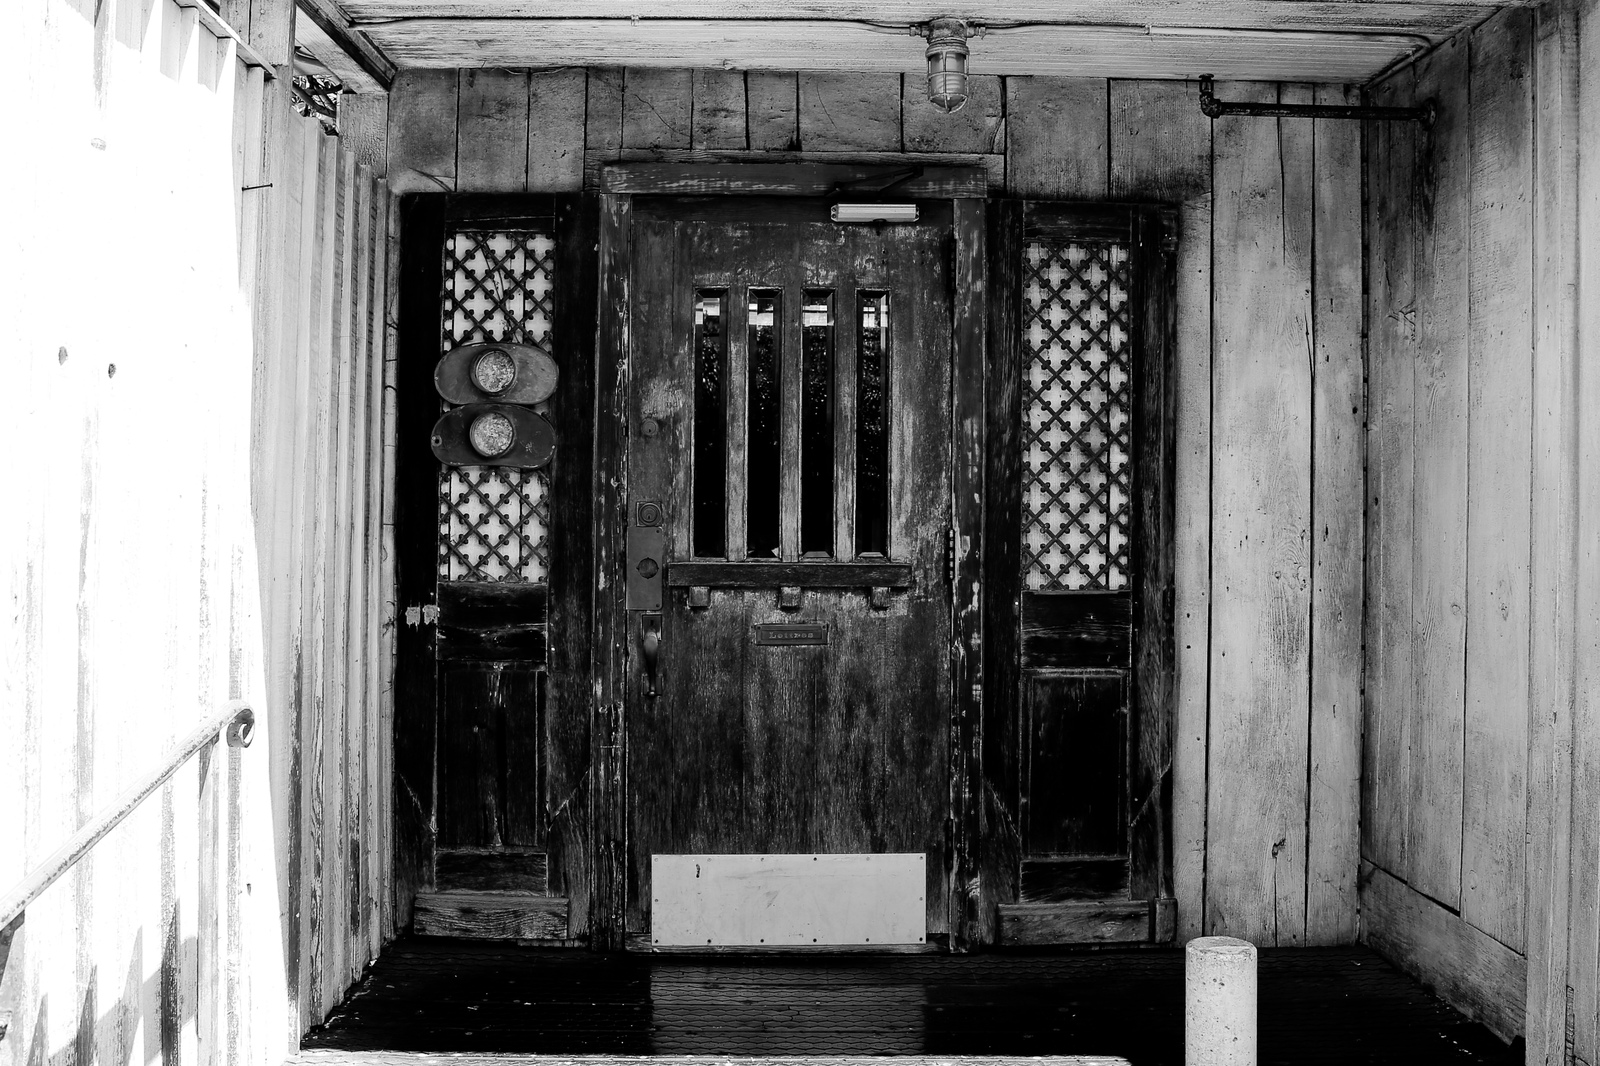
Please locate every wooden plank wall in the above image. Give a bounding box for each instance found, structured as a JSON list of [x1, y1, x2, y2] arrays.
[[387, 68, 1366, 948], [0, 0, 394, 1061], [1357, 5, 1596, 1048]]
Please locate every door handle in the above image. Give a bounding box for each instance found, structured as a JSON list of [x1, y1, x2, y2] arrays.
[[642, 614, 661, 699]]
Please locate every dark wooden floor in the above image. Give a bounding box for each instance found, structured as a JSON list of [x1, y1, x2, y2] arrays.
[[303, 938, 1522, 1065]]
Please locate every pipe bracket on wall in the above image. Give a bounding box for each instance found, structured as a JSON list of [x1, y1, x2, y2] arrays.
[[1198, 74, 1435, 127]]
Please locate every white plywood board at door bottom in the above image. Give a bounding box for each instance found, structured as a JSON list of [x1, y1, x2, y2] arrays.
[[651, 853, 927, 946]]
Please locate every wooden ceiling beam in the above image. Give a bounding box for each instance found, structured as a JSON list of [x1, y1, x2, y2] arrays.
[[298, 0, 398, 90], [361, 18, 1429, 81], [339, 0, 1504, 34]]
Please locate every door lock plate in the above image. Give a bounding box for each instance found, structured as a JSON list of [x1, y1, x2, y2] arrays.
[[627, 502, 665, 611]]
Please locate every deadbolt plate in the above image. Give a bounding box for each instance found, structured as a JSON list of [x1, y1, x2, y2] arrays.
[[627, 504, 666, 611]]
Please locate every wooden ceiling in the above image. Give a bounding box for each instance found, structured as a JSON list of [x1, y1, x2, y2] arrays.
[[312, 0, 1512, 83]]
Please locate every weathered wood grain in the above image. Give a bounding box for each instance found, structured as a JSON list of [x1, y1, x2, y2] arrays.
[[951, 196, 987, 944], [1005, 78, 1107, 199], [586, 68, 627, 186], [1205, 83, 1313, 947], [1107, 80, 1210, 202], [901, 74, 1002, 155], [339, 0, 1498, 37], [387, 68, 459, 193], [590, 192, 634, 948], [360, 20, 1430, 84], [457, 67, 530, 191], [339, 92, 389, 176], [1563, 3, 1600, 1059], [527, 69, 587, 191], [1524, 1, 1581, 1059], [546, 193, 600, 925], [981, 200, 1024, 937], [1171, 191, 1213, 950], [797, 73, 901, 151], [1305, 84, 1364, 947], [1360, 860, 1527, 1042], [747, 72, 799, 151], [1361, 67, 1418, 883], [693, 69, 747, 150], [997, 901, 1152, 945], [412, 891, 570, 939], [603, 157, 992, 196], [623, 68, 694, 149], [1406, 38, 1469, 910], [1460, 7, 1533, 954]]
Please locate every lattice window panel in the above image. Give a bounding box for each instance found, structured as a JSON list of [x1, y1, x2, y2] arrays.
[[438, 230, 556, 583], [1021, 240, 1132, 592]]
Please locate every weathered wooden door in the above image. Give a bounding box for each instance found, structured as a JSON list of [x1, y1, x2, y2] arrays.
[[622, 197, 956, 944], [393, 195, 599, 938], [983, 202, 1177, 945]]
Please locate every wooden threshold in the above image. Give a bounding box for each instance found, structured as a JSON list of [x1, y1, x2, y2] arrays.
[[997, 898, 1177, 946], [292, 1055, 1131, 1065], [414, 890, 568, 940]]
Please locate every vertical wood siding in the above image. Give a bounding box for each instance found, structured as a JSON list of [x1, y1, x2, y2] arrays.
[[1359, 5, 1592, 1048], [0, 0, 394, 1061], [388, 68, 1366, 948]]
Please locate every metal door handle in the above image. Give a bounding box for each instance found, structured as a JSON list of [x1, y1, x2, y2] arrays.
[[642, 614, 661, 699]]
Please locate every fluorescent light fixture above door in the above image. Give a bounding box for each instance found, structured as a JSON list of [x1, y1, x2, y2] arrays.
[[830, 203, 919, 223]]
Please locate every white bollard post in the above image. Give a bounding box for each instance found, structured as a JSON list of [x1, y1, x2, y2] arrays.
[[1185, 935, 1257, 1066]]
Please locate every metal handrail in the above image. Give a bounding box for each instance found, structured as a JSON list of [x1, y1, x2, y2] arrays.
[[0, 700, 256, 930]]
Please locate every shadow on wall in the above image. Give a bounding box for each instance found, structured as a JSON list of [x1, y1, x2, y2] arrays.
[[14, 926, 200, 1066]]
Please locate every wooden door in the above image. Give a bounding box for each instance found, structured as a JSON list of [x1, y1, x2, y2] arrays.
[[623, 197, 956, 943], [392, 195, 599, 936], [983, 202, 1177, 945]]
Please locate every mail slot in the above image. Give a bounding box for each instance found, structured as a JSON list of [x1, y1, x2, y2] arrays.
[[754, 623, 828, 646]]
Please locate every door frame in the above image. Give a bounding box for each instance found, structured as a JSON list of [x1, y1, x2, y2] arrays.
[[588, 163, 989, 950]]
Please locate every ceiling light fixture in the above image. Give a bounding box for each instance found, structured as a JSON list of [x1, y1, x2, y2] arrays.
[[921, 18, 980, 114]]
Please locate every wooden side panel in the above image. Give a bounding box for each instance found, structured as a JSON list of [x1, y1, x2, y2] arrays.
[[1405, 38, 1470, 909], [981, 200, 1025, 937], [1461, 8, 1534, 953], [1306, 85, 1365, 946], [623, 68, 693, 149], [693, 69, 748, 150], [1361, 861, 1527, 1042], [457, 68, 530, 191], [747, 72, 799, 152], [387, 68, 458, 193], [1525, 2, 1581, 1059], [1005, 78, 1108, 199], [527, 69, 587, 192], [1362, 69, 1418, 882], [797, 73, 901, 151], [902, 74, 1003, 155], [1107, 80, 1210, 203], [1561, 4, 1600, 1059], [1206, 84, 1313, 946]]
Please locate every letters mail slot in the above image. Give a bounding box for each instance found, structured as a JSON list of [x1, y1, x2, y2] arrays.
[[754, 623, 828, 646]]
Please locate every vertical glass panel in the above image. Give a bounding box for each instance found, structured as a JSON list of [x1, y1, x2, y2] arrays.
[[856, 292, 891, 557], [800, 291, 835, 557], [692, 290, 726, 558], [746, 289, 782, 559]]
